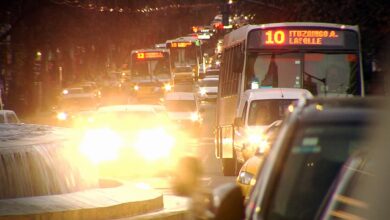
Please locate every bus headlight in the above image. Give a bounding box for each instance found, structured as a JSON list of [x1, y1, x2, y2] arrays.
[[164, 83, 172, 91], [57, 112, 68, 121], [199, 88, 207, 96]]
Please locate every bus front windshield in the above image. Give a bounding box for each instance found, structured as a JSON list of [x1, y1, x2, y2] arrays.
[[131, 56, 171, 80], [245, 52, 360, 96], [170, 47, 197, 68]]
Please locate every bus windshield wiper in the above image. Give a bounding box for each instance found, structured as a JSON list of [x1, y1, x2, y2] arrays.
[[303, 71, 327, 95]]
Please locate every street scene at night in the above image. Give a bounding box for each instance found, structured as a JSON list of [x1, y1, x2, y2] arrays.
[[0, 0, 389, 219]]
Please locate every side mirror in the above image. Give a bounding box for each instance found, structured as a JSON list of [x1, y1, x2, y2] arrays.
[[234, 117, 243, 127]]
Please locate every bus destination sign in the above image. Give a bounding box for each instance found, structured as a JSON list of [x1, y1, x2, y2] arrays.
[[169, 42, 193, 48], [261, 29, 344, 46], [136, 52, 164, 59]]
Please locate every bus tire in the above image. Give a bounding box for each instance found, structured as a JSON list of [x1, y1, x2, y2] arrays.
[[222, 158, 235, 176]]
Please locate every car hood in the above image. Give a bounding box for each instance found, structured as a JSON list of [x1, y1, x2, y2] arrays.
[[167, 112, 193, 120], [200, 86, 218, 93]]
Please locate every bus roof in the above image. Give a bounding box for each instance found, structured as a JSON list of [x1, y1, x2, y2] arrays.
[[131, 48, 169, 54], [224, 22, 359, 48], [166, 35, 199, 44]]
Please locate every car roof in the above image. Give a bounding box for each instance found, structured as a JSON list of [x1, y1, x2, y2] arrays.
[[97, 105, 156, 113], [200, 77, 218, 81], [295, 97, 383, 124], [165, 92, 196, 100], [244, 88, 313, 100]]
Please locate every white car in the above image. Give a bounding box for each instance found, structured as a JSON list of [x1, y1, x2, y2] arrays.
[[232, 88, 313, 172], [163, 92, 202, 136], [0, 110, 20, 124], [197, 77, 219, 101]]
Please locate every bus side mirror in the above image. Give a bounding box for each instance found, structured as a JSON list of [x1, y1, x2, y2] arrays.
[[234, 117, 243, 127]]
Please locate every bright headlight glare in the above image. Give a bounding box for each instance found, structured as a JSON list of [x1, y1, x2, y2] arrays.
[[238, 171, 254, 185], [164, 83, 172, 91], [134, 85, 140, 91], [80, 128, 123, 164], [191, 112, 199, 121], [57, 112, 68, 121], [134, 128, 175, 161], [62, 89, 69, 95], [200, 88, 207, 96]]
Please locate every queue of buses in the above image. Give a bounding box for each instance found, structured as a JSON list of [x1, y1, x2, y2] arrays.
[[128, 22, 364, 175]]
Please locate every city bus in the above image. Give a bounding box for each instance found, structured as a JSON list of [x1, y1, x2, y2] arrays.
[[166, 36, 203, 80], [215, 22, 364, 175], [129, 48, 173, 101]]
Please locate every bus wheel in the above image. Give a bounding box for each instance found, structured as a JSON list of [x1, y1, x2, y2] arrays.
[[222, 158, 235, 176]]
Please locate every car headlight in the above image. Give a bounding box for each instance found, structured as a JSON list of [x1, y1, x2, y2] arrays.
[[199, 88, 207, 96], [79, 128, 123, 164], [191, 112, 200, 121], [134, 128, 175, 161], [164, 83, 172, 91], [134, 85, 140, 91], [237, 171, 254, 185], [57, 112, 68, 121]]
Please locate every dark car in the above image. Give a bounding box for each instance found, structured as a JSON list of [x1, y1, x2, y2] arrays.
[[185, 97, 383, 220]]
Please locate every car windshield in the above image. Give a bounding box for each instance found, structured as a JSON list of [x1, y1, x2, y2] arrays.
[[245, 52, 360, 96], [265, 122, 367, 220], [59, 97, 97, 110], [175, 66, 193, 73], [164, 100, 196, 112], [199, 80, 218, 87], [95, 110, 162, 129], [247, 99, 295, 126]]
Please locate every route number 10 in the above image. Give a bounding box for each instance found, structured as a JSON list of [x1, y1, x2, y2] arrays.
[[265, 30, 286, 45]]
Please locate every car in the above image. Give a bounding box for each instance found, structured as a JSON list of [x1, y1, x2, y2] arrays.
[[80, 104, 178, 177], [236, 120, 282, 199], [163, 92, 203, 137], [55, 87, 100, 126], [197, 77, 219, 101], [317, 150, 370, 220], [0, 110, 21, 124], [173, 66, 195, 83], [221, 88, 312, 176], [204, 68, 219, 79], [177, 97, 383, 220]]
